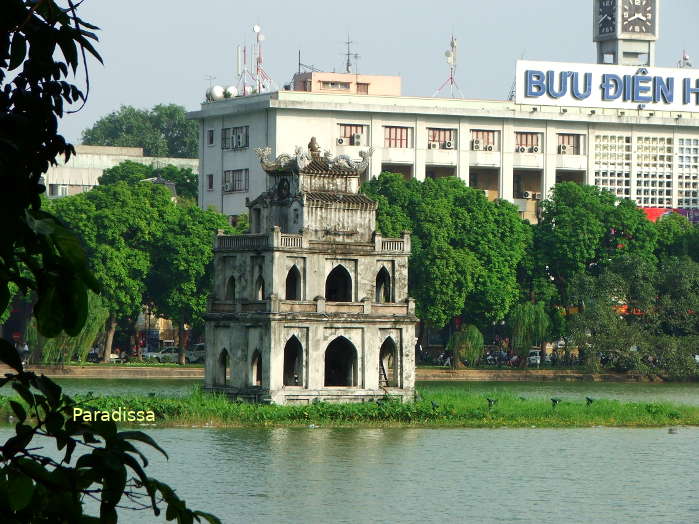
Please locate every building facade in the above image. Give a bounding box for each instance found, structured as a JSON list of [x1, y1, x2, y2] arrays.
[[44, 145, 198, 198], [190, 89, 699, 224], [204, 139, 416, 404]]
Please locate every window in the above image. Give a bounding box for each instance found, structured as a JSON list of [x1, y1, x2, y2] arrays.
[[357, 82, 369, 94], [427, 128, 456, 149], [222, 169, 249, 192], [557, 134, 583, 155], [515, 132, 543, 152], [471, 130, 498, 151], [221, 128, 232, 149], [48, 184, 67, 197], [207, 129, 214, 146], [339, 124, 365, 145], [207, 174, 214, 191], [384, 126, 412, 148], [232, 126, 249, 149], [321, 81, 350, 90]]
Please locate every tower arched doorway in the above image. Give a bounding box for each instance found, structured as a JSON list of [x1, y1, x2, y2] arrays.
[[324, 336, 357, 387], [283, 336, 303, 386], [251, 350, 262, 386], [218, 348, 230, 386], [379, 337, 398, 387]]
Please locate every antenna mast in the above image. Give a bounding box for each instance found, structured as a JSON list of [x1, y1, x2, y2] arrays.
[[343, 34, 360, 74], [432, 34, 463, 98]]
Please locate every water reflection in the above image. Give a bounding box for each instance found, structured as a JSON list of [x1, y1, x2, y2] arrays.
[[0, 426, 696, 523]]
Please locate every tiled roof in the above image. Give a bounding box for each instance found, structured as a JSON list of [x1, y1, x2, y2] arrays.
[[300, 158, 359, 175]]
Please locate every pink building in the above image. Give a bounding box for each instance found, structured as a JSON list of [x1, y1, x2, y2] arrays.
[[291, 72, 401, 96]]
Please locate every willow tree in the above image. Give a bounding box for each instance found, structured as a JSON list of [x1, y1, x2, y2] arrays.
[[508, 302, 550, 362], [446, 324, 484, 368]]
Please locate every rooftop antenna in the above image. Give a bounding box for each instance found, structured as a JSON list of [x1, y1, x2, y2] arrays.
[[677, 49, 693, 68], [252, 24, 277, 94], [344, 34, 359, 74], [236, 44, 256, 95], [205, 75, 216, 87], [432, 34, 463, 98]]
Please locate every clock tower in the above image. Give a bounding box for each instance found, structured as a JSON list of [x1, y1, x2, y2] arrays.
[[593, 0, 659, 66]]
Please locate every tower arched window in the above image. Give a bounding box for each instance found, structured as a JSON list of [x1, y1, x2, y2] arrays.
[[285, 265, 302, 300], [225, 276, 236, 301], [376, 267, 391, 303], [325, 265, 352, 302]]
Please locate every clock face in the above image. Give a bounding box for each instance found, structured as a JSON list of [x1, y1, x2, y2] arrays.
[[621, 0, 655, 34], [598, 0, 617, 36]]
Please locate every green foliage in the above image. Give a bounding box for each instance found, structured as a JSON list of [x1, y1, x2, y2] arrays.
[[99, 160, 199, 201], [363, 173, 528, 327], [82, 104, 198, 158], [446, 324, 484, 367], [0, 349, 218, 523], [49, 183, 173, 328], [535, 183, 657, 292], [4, 385, 695, 429], [25, 291, 109, 364], [1, 1, 101, 339], [147, 204, 233, 348], [0, 3, 218, 521], [655, 212, 699, 261], [507, 302, 550, 357]]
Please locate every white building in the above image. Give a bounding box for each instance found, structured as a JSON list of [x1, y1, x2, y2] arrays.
[[44, 145, 198, 198], [189, 88, 699, 224], [189, 0, 699, 224]]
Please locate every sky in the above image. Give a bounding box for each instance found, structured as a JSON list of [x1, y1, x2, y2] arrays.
[[60, 0, 699, 143]]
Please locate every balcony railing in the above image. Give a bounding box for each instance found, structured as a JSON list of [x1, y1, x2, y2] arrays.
[[217, 234, 268, 250], [381, 239, 404, 251], [280, 234, 303, 248]]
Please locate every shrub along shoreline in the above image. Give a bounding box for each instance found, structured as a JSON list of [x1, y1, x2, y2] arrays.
[[0, 385, 695, 429]]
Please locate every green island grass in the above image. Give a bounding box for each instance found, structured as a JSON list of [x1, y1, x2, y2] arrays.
[[0, 383, 695, 429]]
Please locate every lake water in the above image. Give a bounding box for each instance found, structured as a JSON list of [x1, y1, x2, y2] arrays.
[[53, 378, 699, 405], [2, 426, 695, 523]]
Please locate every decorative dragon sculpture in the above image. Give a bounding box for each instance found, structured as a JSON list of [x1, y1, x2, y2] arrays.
[[255, 142, 374, 173]]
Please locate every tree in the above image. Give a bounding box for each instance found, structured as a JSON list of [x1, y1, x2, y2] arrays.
[[535, 183, 657, 294], [1, 2, 217, 521], [446, 324, 484, 368], [49, 183, 173, 360], [507, 302, 550, 362], [82, 104, 198, 158], [655, 212, 699, 260], [99, 160, 199, 201], [147, 204, 232, 364], [363, 173, 529, 328]]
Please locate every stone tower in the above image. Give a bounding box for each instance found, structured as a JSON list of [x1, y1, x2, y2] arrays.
[[204, 139, 416, 404]]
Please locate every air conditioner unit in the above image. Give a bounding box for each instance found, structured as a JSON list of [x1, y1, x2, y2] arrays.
[[534, 192, 543, 200], [426, 141, 437, 149], [223, 183, 233, 192], [472, 139, 481, 150], [445, 140, 455, 149], [485, 144, 494, 151], [522, 191, 533, 199], [352, 133, 362, 146], [516, 146, 526, 153], [558, 144, 568, 154], [530, 146, 540, 153], [337, 137, 345, 145]]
